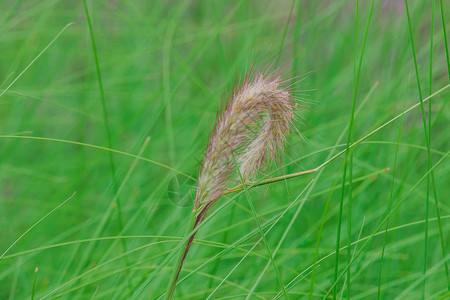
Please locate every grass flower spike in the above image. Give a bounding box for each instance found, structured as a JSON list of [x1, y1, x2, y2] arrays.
[[194, 69, 297, 214], [166, 67, 300, 299]]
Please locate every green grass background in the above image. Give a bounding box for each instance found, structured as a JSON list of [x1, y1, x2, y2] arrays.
[[0, 0, 449, 299]]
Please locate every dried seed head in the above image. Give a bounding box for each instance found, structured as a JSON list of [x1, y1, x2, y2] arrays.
[[194, 68, 299, 213]]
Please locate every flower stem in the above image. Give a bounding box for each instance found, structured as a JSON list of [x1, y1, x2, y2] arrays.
[[165, 212, 201, 300]]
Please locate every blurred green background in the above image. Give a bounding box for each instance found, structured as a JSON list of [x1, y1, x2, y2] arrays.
[[0, 0, 449, 299]]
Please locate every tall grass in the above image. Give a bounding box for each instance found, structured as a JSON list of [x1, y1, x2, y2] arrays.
[[0, 0, 449, 299]]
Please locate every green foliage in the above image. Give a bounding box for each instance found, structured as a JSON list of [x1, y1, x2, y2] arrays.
[[0, 0, 449, 298]]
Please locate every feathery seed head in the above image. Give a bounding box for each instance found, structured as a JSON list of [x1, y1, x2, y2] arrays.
[[194, 68, 298, 213]]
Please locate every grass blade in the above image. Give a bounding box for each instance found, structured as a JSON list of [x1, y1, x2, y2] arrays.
[[377, 78, 409, 299], [334, 2, 374, 298]]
